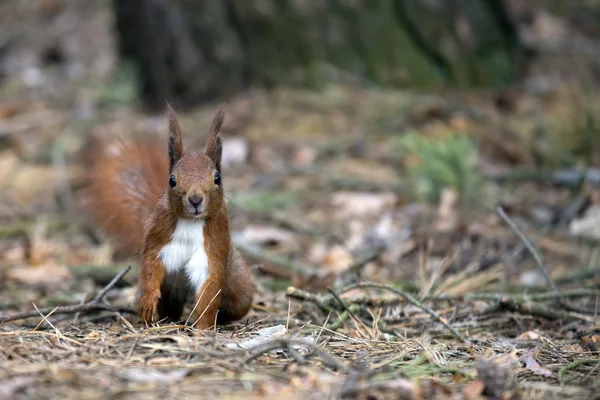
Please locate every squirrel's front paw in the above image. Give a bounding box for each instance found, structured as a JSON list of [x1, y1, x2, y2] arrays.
[[139, 292, 160, 325]]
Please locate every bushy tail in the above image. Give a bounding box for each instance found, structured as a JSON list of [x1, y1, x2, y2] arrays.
[[79, 134, 168, 257]]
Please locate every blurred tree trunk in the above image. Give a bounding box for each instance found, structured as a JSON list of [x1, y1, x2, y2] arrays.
[[113, 0, 528, 110]]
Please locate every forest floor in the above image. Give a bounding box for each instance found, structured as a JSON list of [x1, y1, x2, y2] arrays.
[[1, 2, 600, 400], [0, 84, 599, 399]]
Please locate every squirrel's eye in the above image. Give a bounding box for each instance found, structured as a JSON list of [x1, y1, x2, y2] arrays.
[[169, 175, 177, 188], [214, 172, 221, 185]]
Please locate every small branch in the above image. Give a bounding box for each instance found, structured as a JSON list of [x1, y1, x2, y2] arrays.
[[288, 283, 469, 344], [286, 287, 332, 312], [0, 266, 136, 325], [496, 298, 595, 322], [285, 342, 307, 365], [497, 206, 558, 293], [558, 359, 600, 385], [243, 338, 349, 372], [556, 268, 600, 285], [432, 288, 600, 302], [327, 288, 365, 331], [343, 282, 470, 344], [485, 167, 600, 188], [92, 266, 132, 302], [327, 304, 363, 331], [68, 263, 136, 286], [288, 286, 599, 311]]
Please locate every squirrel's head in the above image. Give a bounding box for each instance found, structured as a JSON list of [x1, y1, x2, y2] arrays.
[[165, 103, 226, 220]]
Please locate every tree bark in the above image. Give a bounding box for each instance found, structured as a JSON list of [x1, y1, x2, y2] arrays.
[[113, 0, 526, 110]]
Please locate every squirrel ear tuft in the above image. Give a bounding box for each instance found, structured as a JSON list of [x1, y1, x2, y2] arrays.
[[166, 101, 183, 173], [205, 102, 226, 173]]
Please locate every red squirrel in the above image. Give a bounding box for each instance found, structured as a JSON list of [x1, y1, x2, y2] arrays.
[[81, 103, 254, 330]]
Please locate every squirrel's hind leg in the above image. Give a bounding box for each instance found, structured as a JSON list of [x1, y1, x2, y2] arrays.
[[217, 248, 255, 324]]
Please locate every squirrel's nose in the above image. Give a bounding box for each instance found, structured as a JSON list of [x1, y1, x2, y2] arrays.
[[188, 195, 203, 208]]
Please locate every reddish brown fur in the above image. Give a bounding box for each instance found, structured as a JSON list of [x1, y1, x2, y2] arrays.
[[81, 134, 168, 256], [82, 104, 254, 330]]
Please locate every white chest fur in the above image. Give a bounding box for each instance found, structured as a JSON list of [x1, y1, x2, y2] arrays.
[[158, 219, 209, 293]]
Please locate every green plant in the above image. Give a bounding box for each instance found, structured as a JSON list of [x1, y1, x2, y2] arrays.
[[395, 131, 482, 205]]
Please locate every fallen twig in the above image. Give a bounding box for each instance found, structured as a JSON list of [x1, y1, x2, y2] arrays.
[[485, 167, 600, 188], [328, 305, 361, 331], [286, 287, 335, 312], [343, 282, 470, 344], [327, 288, 363, 328], [558, 358, 600, 384], [243, 338, 349, 372], [556, 267, 600, 285], [288, 283, 470, 344], [0, 266, 136, 324], [497, 206, 558, 293], [433, 288, 600, 302], [288, 286, 600, 310], [495, 299, 595, 322]]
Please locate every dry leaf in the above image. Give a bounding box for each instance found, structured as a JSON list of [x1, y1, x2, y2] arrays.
[[330, 192, 397, 218], [449, 113, 470, 131], [0, 376, 37, 399], [519, 270, 547, 288], [581, 335, 600, 351], [119, 368, 189, 383], [239, 226, 295, 246], [1, 242, 26, 263], [89, 242, 115, 266], [322, 245, 353, 273], [146, 357, 179, 366], [339, 288, 365, 300], [289, 369, 317, 389], [306, 241, 328, 264], [346, 220, 367, 251], [226, 325, 289, 350], [581, 335, 600, 344], [494, 350, 521, 369], [221, 137, 249, 168], [258, 382, 287, 397], [523, 354, 554, 378], [433, 187, 459, 232], [476, 357, 519, 400], [570, 205, 600, 240], [292, 271, 336, 292], [293, 145, 317, 168], [516, 331, 542, 340], [7, 262, 72, 288], [1, 164, 84, 207], [0, 104, 23, 120], [462, 380, 485, 399], [163, 335, 192, 348]]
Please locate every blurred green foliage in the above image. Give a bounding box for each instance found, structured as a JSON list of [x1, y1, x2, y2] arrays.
[[233, 190, 301, 213], [83, 62, 139, 108], [395, 132, 482, 205]]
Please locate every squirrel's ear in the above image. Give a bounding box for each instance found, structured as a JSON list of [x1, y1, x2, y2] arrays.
[[166, 102, 183, 173], [205, 103, 225, 173]]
